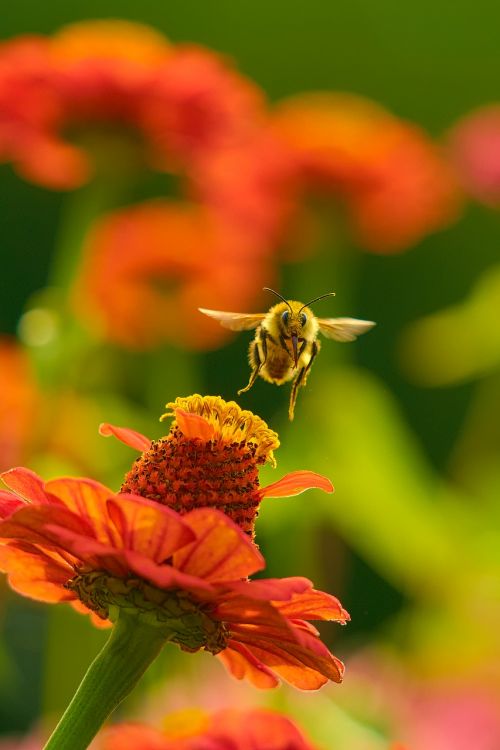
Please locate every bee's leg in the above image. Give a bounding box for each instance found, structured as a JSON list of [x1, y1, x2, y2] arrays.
[[237, 330, 268, 395], [288, 367, 305, 420], [288, 340, 319, 419], [297, 337, 307, 360], [302, 339, 320, 386], [279, 334, 289, 355]]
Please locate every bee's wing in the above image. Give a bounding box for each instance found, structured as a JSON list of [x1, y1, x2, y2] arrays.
[[198, 308, 266, 331], [317, 317, 376, 342]]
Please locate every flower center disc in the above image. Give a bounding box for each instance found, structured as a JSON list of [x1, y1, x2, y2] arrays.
[[121, 427, 265, 536]]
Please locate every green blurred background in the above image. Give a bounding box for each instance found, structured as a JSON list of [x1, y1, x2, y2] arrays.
[[1, 2, 500, 748]]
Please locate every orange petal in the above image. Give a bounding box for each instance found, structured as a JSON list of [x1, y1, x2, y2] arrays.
[[44, 477, 119, 545], [275, 589, 350, 623], [42, 526, 129, 576], [1, 467, 49, 503], [106, 493, 195, 561], [70, 600, 112, 629], [221, 576, 312, 601], [215, 598, 291, 629], [261, 470, 334, 498], [99, 423, 152, 452], [174, 407, 215, 440], [0, 543, 73, 602], [123, 551, 214, 595], [0, 491, 25, 518], [0, 503, 95, 549], [9, 576, 75, 603], [174, 508, 265, 581], [237, 635, 344, 689], [218, 642, 279, 689], [231, 617, 335, 656]]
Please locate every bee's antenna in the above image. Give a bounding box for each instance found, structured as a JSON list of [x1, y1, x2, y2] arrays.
[[299, 292, 336, 312], [263, 287, 292, 311]]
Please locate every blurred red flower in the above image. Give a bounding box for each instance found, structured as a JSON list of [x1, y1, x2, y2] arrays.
[[0, 20, 265, 190], [0, 729, 42, 750], [448, 105, 500, 207], [345, 652, 500, 750], [0, 337, 40, 472], [73, 200, 275, 350], [192, 127, 299, 251], [138, 45, 265, 171], [271, 92, 462, 253], [0, 35, 79, 188], [102, 708, 317, 749]]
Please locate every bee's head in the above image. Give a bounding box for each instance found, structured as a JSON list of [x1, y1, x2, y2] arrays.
[[264, 288, 335, 335], [264, 287, 335, 366], [280, 307, 308, 332], [278, 303, 313, 367]]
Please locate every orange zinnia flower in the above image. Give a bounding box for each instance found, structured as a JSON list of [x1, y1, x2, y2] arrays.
[[271, 92, 462, 253], [0, 396, 347, 689], [74, 200, 274, 350], [102, 708, 317, 749]]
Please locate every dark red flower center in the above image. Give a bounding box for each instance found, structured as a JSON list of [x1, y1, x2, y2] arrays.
[[121, 426, 266, 537]]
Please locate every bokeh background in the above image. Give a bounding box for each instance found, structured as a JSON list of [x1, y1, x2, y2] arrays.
[[1, 2, 500, 748]]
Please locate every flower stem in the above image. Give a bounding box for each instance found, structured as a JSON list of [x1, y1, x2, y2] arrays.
[[43, 612, 170, 750]]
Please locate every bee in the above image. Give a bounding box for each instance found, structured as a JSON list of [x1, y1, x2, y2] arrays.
[[199, 288, 376, 420]]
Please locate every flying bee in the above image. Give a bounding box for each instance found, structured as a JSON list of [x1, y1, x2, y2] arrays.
[[199, 288, 375, 420]]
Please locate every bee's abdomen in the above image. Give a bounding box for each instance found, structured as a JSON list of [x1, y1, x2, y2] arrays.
[[263, 352, 293, 384]]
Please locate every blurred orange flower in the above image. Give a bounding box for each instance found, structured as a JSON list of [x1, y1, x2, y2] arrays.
[[0, 337, 40, 472], [0, 36, 75, 188], [0, 337, 127, 477], [193, 128, 299, 250], [0, 20, 265, 190], [102, 708, 317, 749], [448, 104, 500, 207], [101, 394, 334, 538], [271, 93, 462, 253], [73, 200, 275, 350]]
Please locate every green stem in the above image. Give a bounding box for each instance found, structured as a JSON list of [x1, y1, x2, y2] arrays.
[[50, 180, 122, 292], [27, 176, 125, 392], [43, 613, 170, 750]]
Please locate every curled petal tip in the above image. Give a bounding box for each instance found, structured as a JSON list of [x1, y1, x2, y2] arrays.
[[98, 423, 152, 452], [261, 470, 334, 499], [341, 608, 351, 622]]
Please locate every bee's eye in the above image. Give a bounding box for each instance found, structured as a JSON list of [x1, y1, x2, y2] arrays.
[[300, 312, 307, 326], [281, 311, 289, 325]]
